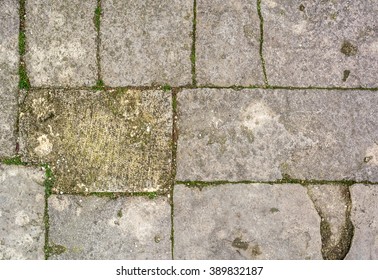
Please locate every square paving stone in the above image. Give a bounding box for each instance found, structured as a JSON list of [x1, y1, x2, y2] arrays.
[[173, 184, 321, 259], [176, 88, 378, 182], [0, 0, 19, 157], [262, 0, 378, 87], [196, 0, 263, 86], [25, 0, 97, 87], [0, 164, 45, 260], [19, 89, 173, 193], [48, 195, 171, 259], [346, 184, 378, 259], [101, 0, 192, 86]]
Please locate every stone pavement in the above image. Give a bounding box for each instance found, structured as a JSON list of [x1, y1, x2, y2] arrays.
[[0, 0, 377, 260]]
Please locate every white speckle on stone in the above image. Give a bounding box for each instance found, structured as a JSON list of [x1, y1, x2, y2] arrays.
[[34, 134, 53, 157], [15, 211, 30, 226]]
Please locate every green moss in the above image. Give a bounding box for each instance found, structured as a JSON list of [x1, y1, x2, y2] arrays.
[[147, 192, 157, 199], [94, 5, 101, 31], [43, 164, 55, 198], [19, 64, 30, 90], [92, 79, 105, 90], [46, 243, 66, 256], [19, 31, 26, 56], [162, 84, 172, 92], [1, 156, 27, 166]]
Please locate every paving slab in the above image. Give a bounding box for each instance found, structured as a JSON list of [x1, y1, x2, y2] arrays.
[[101, 0, 192, 86], [48, 195, 171, 259], [0, 0, 19, 157], [173, 184, 321, 259], [346, 184, 378, 259], [25, 0, 97, 87], [196, 0, 263, 86], [176, 88, 378, 182], [262, 0, 378, 87], [19, 89, 172, 193], [307, 185, 352, 260], [0, 164, 45, 260]]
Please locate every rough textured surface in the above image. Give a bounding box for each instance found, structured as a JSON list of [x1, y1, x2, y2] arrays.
[[25, 0, 96, 87], [262, 0, 378, 87], [196, 0, 263, 86], [0, 164, 45, 260], [19, 89, 172, 193], [0, 0, 18, 157], [307, 185, 353, 260], [101, 0, 192, 86], [174, 184, 322, 259], [346, 185, 378, 259], [48, 195, 171, 259], [176, 89, 378, 182]]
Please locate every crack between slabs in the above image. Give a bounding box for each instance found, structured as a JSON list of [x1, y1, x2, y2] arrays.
[[256, 0, 269, 87]]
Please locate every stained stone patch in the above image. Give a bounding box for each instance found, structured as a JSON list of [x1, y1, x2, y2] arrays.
[[101, 0, 192, 86], [25, 0, 97, 87], [196, 0, 263, 86], [307, 185, 353, 260], [262, 0, 378, 87], [19, 89, 172, 193], [173, 184, 322, 259], [0, 164, 45, 260], [176, 88, 378, 182], [48, 195, 171, 259], [0, 0, 18, 157], [346, 185, 378, 259]]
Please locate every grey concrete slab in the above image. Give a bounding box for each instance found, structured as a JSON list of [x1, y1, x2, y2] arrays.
[[0, 0, 19, 157], [173, 184, 321, 259], [19, 89, 172, 193], [346, 185, 378, 259], [262, 0, 378, 87], [25, 0, 97, 87], [176, 89, 378, 182], [196, 0, 263, 86], [0, 164, 45, 260], [48, 195, 171, 259], [101, 0, 192, 86], [307, 185, 352, 259]]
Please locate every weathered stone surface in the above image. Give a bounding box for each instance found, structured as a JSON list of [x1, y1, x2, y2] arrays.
[[262, 0, 378, 87], [0, 0, 18, 157], [0, 164, 45, 260], [20, 89, 172, 193], [196, 0, 263, 86], [48, 195, 171, 259], [307, 185, 353, 260], [101, 0, 192, 86], [176, 89, 378, 182], [173, 184, 321, 259], [346, 185, 378, 259], [25, 0, 96, 87]]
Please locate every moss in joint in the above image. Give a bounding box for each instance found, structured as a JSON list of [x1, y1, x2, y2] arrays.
[[1, 155, 27, 166], [19, 64, 30, 90], [92, 79, 105, 90], [162, 84, 172, 92], [94, 5, 102, 32]]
